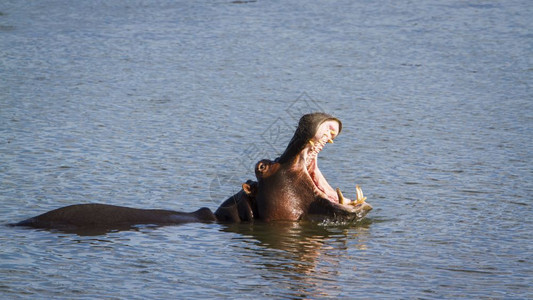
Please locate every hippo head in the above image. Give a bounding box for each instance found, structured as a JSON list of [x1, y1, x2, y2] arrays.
[[254, 112, 372, 223]]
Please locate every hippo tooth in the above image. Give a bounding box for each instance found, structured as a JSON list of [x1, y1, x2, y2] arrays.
[[355, 185, 367, 203], [309, 140, 315, 146], [336, 188, 347, 205], [327, 139, 334, 144], [330, 130, 337, 135]]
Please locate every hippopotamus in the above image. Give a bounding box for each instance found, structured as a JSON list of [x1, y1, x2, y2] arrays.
[[12, 113, 371, 231], [253, 112, 372, 223]]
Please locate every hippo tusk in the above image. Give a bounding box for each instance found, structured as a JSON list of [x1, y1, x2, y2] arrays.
[[336, 188, 347, 205], [338, 185, 368, 206], [355, 185, 367, 204]]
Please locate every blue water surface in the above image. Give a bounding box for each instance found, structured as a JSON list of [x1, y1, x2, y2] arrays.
[[1, 0, 531, 298]]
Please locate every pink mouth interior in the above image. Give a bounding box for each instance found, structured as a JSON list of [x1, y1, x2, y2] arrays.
[[303, 121, 345, 203], [307, 158, 339, 202]]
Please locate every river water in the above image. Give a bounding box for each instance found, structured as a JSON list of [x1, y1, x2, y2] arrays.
[[1, 0, 531, 299]]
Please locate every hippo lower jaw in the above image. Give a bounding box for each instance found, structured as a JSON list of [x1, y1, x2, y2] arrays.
[[304, 156, 373, 221]]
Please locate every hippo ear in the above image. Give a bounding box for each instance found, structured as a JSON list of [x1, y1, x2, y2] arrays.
[[256, 161, 268, 172], [242, 181, 258, 196]]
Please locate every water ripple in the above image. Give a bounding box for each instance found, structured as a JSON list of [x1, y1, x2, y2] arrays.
[[1, 0, 532, 298]]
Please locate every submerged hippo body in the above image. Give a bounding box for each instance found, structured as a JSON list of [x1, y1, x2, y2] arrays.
[[14, 181, 257, 230], [14, 204, 217, 229], [13, 113, 371, 232]]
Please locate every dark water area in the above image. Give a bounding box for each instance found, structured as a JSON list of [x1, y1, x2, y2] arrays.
[[1, 0, 531, 298]]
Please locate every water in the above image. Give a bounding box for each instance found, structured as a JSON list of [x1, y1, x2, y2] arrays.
[[1, 0, 531, 298]]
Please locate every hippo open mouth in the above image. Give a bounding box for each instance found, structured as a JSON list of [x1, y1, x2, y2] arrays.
[[302, 119, 342, 203]]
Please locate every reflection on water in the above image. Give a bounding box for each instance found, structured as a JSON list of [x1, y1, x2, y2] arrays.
[[220, 220, 372, 298], [223, 220, 372, 255]]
